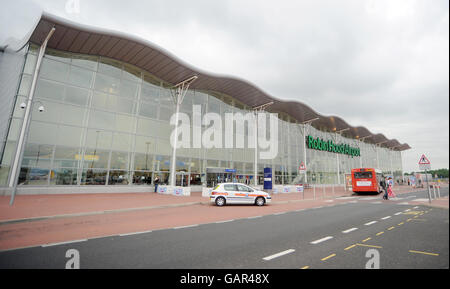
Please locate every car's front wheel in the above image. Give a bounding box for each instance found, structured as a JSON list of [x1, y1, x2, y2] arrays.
[[255, 197, 265, 206], [215, 196, 226, 207]]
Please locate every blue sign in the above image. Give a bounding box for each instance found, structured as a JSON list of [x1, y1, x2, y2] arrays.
[[264, 167, 272, 190], [225, 169, 236, 173]]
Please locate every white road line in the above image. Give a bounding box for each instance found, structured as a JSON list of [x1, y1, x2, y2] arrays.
[[412, 199, 429, 202], [42, 239, 87, 247], [273, 212, 286, 215], [310, 236, 334, 244], [215, 219, 234, 223], [381, 216, 391, 220], [413, 206, 419, 209], [394, 212, 403, 215], [342, 228, 358, 234], [247, 216, 262, 219], [364, 221, 378, 226], [263, 249, 295, 261], [405, 209, 411, 212], [371, 201, 382, 204], [173, 224, 198, 229], [119, 230, 153, 236]]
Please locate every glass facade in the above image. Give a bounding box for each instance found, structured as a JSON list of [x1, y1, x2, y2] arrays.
[[0, 44, 403, 188]]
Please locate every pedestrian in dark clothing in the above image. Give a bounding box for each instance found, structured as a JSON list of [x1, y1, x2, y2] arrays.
[[154, 176, 160, 193], [380, 176, 388, 200]]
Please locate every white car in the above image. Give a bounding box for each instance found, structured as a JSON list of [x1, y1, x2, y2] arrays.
[[210, 183, 271, 206]]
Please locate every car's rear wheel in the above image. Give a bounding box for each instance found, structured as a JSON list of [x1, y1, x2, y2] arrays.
[[215, 196, 226, 207], [255, 197, 265, 206]]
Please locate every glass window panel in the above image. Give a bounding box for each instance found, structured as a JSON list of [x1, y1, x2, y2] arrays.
[[120, 80, 138, 99], [159, 106, 173, 122], [108, 170, 129, 185], [22, 143, 53, 166], [141, 83, 160, 103], [111, 132, 131, 151], [5, 118, 22, 142], [35, 79, 65, 101], [68, 65, 93, 88], [156, 138, 171, 156], [159, 89, 173, 106], [123, 63, 141, 82], [133, 171, 152, 184], [18, 167, 49, 186], [94, 73, 120, 95], [115, 114, 134, 132], [50, 168, 78, 185], [110, 95, 135, 115], [40, 58, 69, 82], [65, 86, 89, 106], [134, 152, 153, 171], [71, 54, 98, 70], [134, 136, 156, 154], [53, 146, 82, 168], [92, 91, 108, 110], [139, 102, 158, 119], [98, 58, 122, 78], [58, 104, 86, 126], [45, 49, 71, 63], [81, 169, 107, 185], [85, 130, 112, 150], [13, 96, 26, 118], [23, 53, 37, 75], [109, 152, 129, 170], [56, 125, 84, 147], [88, 110, 115, 130], [136, 117, 159, 137], [27, 121, 58, 145], [83, 149, 110, 169], [18, 74, 32, 96], [1, 141, 17, 166]]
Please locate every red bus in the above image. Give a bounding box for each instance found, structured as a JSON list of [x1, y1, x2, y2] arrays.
[[351, 168, 383, 194]]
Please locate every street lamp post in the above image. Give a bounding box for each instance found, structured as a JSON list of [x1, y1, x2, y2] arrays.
[[9, 27, 55, 205]]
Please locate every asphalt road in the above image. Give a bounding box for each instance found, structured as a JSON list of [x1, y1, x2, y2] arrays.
[[0, 188, 448, 269]]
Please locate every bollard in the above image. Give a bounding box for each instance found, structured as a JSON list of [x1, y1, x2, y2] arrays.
[[322, 185, 325, 199], [313, 184, 316, 200], [438, 185, 441, 198], [433, 185, 437, 199], [332, 185, 335, 199]]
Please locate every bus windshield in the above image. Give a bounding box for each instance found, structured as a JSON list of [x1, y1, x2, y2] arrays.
[[353, 172, 373, 179]]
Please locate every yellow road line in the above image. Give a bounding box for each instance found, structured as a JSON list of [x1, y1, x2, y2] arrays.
[[356, 243, 382, 249], [409, 250, 439, 256], [398, 222, 404, 226], [344, 244, 357, 251], [300, 266, 310, 269], [387, 226, 395, 231], [407, 218, 412, 222], [321, 253, 336, 261], [376, 231, 384, 236], [362, 237, 372, 243]]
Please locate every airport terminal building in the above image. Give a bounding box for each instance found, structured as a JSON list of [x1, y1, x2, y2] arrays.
[[0, 13, 410, 193]]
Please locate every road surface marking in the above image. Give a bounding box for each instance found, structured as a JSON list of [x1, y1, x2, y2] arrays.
[[376, 232, 384, 236], [356, 243, 382, 249], [387, 226, 395, 231], [215, 219, 234, 223], [263, 249, 295, 261], [365, 221, 377, 226], [310, 236, 334, 244], [42, 239, 87, 247], [273, 212, 286, 215], [119, 230, 153, 236], [247, 216, 262, 219], [342, 228, 358, 234], [404, 209, 411, 212], [413, 206, 419, 209], [394, 212, 403, 215], [409, 250, 439, 256], [300, 266, 310, 269], [321, 254, 336, 261], [407, 218, 413, 222], [362, 237, 372, 243], [381, 216, 391, 220], [173, 224, 198, 229], [344, 244, 357, 251], [413, 198, 429, 202], [371, 201, 382, 204], [398, 222, 404, 226]]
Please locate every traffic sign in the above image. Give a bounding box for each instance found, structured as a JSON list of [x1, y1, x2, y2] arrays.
[[299, 162, 306, 171], [418, 154, 431, 171]]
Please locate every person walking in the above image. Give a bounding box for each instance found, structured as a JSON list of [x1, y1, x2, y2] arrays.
[[380, 175, 388, 200], [388, 184, 396, 198], [154, 176, 160, 193]]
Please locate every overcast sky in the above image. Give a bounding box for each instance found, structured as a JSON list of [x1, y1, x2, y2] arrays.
[[1, 0, 448, 173]]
